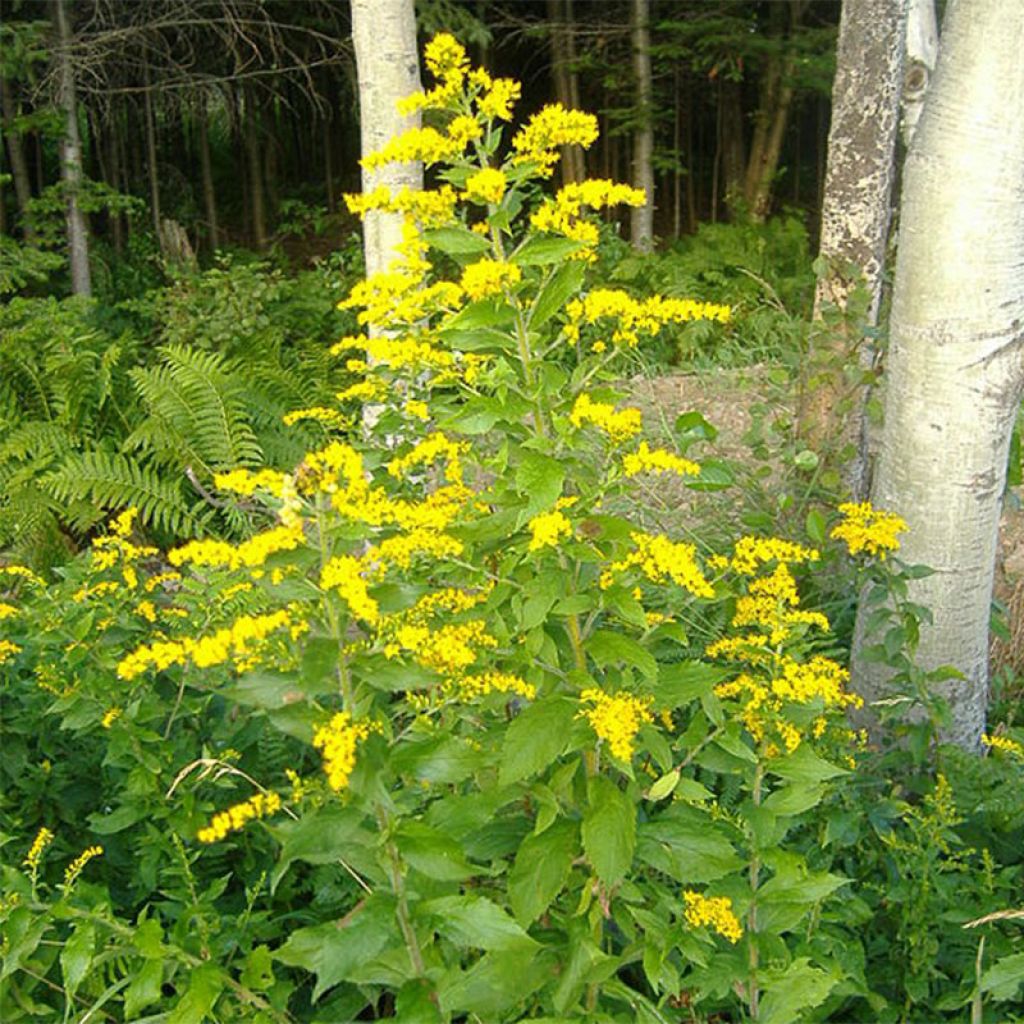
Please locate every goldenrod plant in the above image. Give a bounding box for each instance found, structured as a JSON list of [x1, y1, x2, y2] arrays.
[[2, 34, 1022, 1024]]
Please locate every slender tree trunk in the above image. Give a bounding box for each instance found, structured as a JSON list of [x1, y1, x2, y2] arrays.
[[630, 0, 655, 251], [720, 78, 746, 216], [323, 114, 336, 213], [108, 126, 123, 254], [262, 96, 278, 230], [53, 0, 91, 297], [799, 0, 908, 475], [744, 55, 796, 222], [901, 0, 939, 146], [244, 86, 267, 251], [547, 0, 584, 184], [143, 70, 161, 238], [851, 0, 1024, 750], [350, 0, 422, 281], [198, 103, 219, 251], [672, 68, 681, 240], [1, 79, 36, 240]]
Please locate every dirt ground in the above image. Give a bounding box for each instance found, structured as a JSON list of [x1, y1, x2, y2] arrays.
[[626, 368, 1024, 680]]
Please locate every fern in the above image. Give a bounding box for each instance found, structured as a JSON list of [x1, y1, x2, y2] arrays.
[[44, 451, 208, 537]]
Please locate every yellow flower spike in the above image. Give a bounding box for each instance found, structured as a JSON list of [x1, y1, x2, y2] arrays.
[[601, 531, 714, 599], [682, 890, 743, 944], [831, 501, 908, 559], [23, 827, 54, 873], [196, 792, 283, 844], [63, 845, 103, 890], [0, 602, 18, 619], [578, 688, 654, 761], [478, 77, 521, 120], [512, 103, 599, 172], [0, 639, 22, 665], [312, 712, 375, 792], [622, 442, 699, 478], [982, 733, 1024, 761], [101, 707, 122, 729]]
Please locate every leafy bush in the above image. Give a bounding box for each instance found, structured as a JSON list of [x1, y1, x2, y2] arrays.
[[2, 34, 1022, 1024]]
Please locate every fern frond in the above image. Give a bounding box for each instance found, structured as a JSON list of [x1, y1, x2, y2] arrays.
[[44, 451, 206, 537]]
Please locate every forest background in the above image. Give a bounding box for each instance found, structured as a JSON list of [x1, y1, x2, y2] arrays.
[[2, 1, 1024, 1023]]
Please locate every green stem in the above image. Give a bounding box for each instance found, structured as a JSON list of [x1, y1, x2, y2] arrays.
[[378, 807, 426, 977], [316, 495, 355, 713], [748, 760, 763, 1021]]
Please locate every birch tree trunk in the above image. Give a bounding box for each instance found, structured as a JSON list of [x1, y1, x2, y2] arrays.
[[798, 0, 907, 471], [629, 0, 655, 252], [851, 0, 1024, 750], [350, 0, 422, 281], [53, 0, 91, 297], [901, 0, 939, 147]]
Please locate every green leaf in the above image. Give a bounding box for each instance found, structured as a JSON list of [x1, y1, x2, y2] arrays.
[[530, 260, 585, 329], [582, 776, 636, 884], [167, 964, 225, 1024], [636, 810, 743, 884], [442, 297, 517, 332], [647, 768, 680, 801], [240, 945, 275, 991], [419, 895, 538, 951], [422, 226, 492, 255], [650, 660, 727, 708], [805, 508, 827, 546], [500, 696, 577, 786], [438, 947, 543, 1016], [552, 925, 617, 1013], [514, 235, 584, 265], [759, 958, 837, 1024], [275, 894, 398, 1000], [685, 458, 734, 491], [124, 959, 163, 1019], [395, 978, 443, 1023], [270, 807, 370, 892], [88, 802, 148, 835], [509, 819, 578, 925], [763, 782, 826, 817], [515, 451, 564, 520], [395, 822, 479, 881], [392, 734, 485, 785], [61, 922, 94, 999], [587, 630, 657, 680], [768, 745, 849, 784], [982, 952, 1024, 1001]]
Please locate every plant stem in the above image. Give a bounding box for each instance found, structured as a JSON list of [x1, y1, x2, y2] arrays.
[[748, 760, 764, 1021], [378, 807, 426, 977]]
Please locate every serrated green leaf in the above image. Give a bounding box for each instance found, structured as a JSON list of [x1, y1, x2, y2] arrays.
[[509, 819, 578, 925], [982, 952, 1024, 1000], [514, 235, 584, 265], [530, 260, 586, 329], [587, 630, 657, 680], [396, 822, 479, 881], [582, 776, 636, 884], [422, 226, 492, 255], [270, 807, 370, 892], [515, 450, 564, 520], [124, 959, 164, 1019], [167, 963, 225, 1024], [647, 768, 680, 801], [768, 744, 849, 783], [499, 697, 576, 786], [419, 895, 538, 951], [759, 958, 837, 1024], [60, 922, 94, 999]]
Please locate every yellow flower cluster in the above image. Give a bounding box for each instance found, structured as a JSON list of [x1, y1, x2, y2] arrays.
[[450, 670, 536, 701], [0, 564, 45, 588], [713, 536, 820, 576], [388, 432, 467, 486], [63, 845, 103, 889], [579, 688, 654, 761], [0, 639, 21, 666], [831, 501, 907, 559], [460, 258, 522, 302], [0, 601, 17, 619], [465, 168, 506, 205], [512, 103, 599, 173], [117, 607, 302, 680], [341, 273, 465, 330], [168, 523, 305, 573], [527, 509, 573, 552], [361, 126, 463, 172], [390, 619, 497, 675], [682, 890, 743, 943], [729, 562, 830, 644], [565, 289, 731, 349], [622, 442, 699, 478], [101, 707, 122, 729], [197, 792, 282, 843], [601, 532, 714, 599], [321, 555, 379, 624], [570, 393, 643, 443], [213, 468, 287, 497], [395, 32, 470, 115], [531, 179, 646, 256], [282, 406, 352, 430], [23, 826, 54, 871], [470, 68, 521, 121], [89, 508, 158, 585], [982, 733, 1024, 761], [344, 184, 459, 228], [313, 712, 375, 791]]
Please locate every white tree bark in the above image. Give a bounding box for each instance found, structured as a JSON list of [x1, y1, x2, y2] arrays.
[[53, 0, 91, 297], [852, 0, 1024, 749], [901, 0, 939, 147], [815, 0, 907, 325], [350, 0, 422, 280], [629, 0, 655, 253]]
